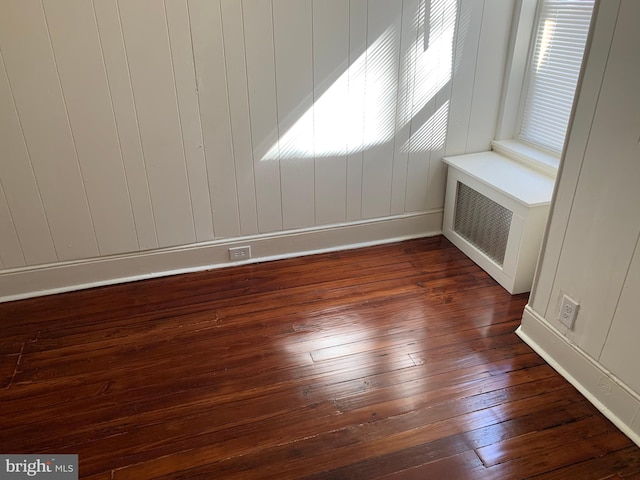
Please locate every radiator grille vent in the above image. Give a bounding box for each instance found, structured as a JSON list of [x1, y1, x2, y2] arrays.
[[454, 182, 512, 266]]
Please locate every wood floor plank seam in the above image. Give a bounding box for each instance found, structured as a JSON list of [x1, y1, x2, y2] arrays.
[[2, 340, 25, 390]]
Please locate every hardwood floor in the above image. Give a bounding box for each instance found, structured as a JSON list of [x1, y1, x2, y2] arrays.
[[1, 236, 638, 479]]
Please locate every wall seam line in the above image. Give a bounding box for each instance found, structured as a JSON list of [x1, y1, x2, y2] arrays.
[[114, 0, 160, 248], [91, 0, 140, 251], [598, 229, 640, 361], [0, 43, 59, 262], [40, 0, 101, 256], [0, 178, 26, 267], [163, 0, 198, 242]]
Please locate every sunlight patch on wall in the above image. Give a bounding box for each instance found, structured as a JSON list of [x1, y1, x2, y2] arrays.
[[262, 27, 398, 161], [411, 0, 455, 117], [402, 100, 449, 152], [261, 0, 457, 162]]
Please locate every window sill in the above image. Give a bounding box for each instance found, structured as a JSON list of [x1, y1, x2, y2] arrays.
[[491, 139, 559, 178]]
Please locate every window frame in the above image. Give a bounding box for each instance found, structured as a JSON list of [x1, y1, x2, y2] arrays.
[[494, 0, 596, 176]]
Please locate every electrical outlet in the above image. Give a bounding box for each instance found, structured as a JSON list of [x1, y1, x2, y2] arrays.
[[559, 294, 579, 329], [229, 246, 251, 261]]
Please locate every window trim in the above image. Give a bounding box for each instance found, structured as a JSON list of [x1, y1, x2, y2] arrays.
[[517, 0, 596, 156], [495, 0, 539, 145], [491, 139, 559, 177], [494, 0, 596, 177]]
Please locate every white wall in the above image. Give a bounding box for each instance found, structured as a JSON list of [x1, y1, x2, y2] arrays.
[[0, 0, 512, 299], [519, 0, 640, 445]]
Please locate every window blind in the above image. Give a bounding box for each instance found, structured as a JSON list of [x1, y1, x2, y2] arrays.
[[518, 0, 595, 154]]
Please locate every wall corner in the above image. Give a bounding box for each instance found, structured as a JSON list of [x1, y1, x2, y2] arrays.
[[517, 304, 640, 448]]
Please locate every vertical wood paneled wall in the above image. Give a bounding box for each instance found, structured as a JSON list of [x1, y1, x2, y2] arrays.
[[519, 0, 640, 444], [0, 0, 511, 270]]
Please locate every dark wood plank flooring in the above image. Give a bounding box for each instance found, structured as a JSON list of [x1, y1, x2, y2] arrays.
[[1, 236, 638, 479]]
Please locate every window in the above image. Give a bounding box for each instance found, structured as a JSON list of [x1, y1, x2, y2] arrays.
[[517, 0, 595, 155]]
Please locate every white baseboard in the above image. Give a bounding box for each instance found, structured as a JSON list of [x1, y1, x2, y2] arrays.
[[0, 210, 442, 303], [518, 305, 640, 447]]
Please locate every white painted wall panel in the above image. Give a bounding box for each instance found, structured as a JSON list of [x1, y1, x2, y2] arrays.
[[118, 0, 195, 247], [0, 183, 24, 268], [189, 0, 240, 239], [361, 0, 402, 219], [445, 0, 484, 156], [313, 0, 349, 225], [601, 236, 640, 393], [0, 0, 507, 274], [0, 49, 57, 265], [464, 0, 512, 153], [424, 0, 460, 211], [92, 0, 158, 251], [43, 0, 139, 256], [273, 0, 315, 229], [165, 0, 214, 242], [390, 0, 419, 215], [423, 91, 451, 211], [0, 0, 98, 261], [345, 0, 368, 221], [405, 0, 457, 212], [220, 0, 259, 236], [243, 0, 283, 234]]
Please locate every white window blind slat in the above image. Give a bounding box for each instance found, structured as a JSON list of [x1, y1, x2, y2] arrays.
[[518, 0, 595, 154]]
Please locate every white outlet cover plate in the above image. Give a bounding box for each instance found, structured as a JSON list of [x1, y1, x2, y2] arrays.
[[559, 294, 579, 329], [229, 246, 251, 260]]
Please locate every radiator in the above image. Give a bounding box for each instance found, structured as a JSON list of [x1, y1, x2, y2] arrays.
[[442, 152, 554, 294]]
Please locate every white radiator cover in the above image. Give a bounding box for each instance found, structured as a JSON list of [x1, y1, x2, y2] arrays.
[[442, 152, 554, 294]]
